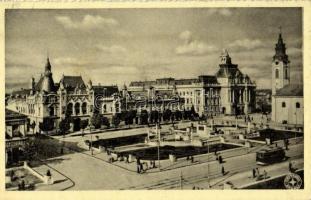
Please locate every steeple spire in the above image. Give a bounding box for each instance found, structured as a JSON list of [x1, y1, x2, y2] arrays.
[[273, 28, 289, 63]]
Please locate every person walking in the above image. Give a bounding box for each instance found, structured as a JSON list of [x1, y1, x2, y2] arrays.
[[221, 165, 225, 176], [289, 161, 293, 172], [191, 156, 194, 163], [218, 156, 223, 164], [263, 170, 267, 179], [256, 168, 260, 177], [252, 168, 256, 178]]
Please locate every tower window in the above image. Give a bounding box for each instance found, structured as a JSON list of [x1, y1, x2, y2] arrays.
[[285, 68, 288, 79], [282, 102, 286, 108], [275, 69, 279, 79], [275, 61, 279, 65], [296, 102, 300, 108]]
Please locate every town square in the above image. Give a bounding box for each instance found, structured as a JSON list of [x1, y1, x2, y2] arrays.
[[4, 8, 304, 191]]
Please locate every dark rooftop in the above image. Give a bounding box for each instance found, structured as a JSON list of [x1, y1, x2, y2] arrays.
[[275, 84, 303, 97], [5, 109, 27, 121]]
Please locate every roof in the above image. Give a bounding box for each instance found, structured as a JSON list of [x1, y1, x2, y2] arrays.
[[275, 84, 303, 97], [5, 109, 27, 121], [215, 65, 241, 78], [92, 85, 119, 96], [60, 76, 86, 91], [34, 75, 56, 93], [11, 89, 31, 97]]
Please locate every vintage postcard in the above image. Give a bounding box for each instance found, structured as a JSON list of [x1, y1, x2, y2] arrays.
[[1, 2, 310, 200]]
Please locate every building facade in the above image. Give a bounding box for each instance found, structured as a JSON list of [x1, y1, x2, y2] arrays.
[[6, 58, 120, 133], [271, 32, 304, 125], [127, 50, 256, 116]]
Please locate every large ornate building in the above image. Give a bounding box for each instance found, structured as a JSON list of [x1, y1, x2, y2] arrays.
[[127, 50, 256, 116], [6, 57, 121, 133], [271, 32, 303, 125]]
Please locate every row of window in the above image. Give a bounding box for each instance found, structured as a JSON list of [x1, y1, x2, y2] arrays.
[[282, 102, 300, 108], [275, 68, 289, 79]]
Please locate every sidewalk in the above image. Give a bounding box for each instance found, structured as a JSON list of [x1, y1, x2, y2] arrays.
[[32, 161, 75, 191], [184, 158, 303, 189]]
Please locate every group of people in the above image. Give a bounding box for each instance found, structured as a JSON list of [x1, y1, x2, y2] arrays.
[[136, 158, 156, 173], [186, 155, 195, 163], [252, 167, 268, 180]]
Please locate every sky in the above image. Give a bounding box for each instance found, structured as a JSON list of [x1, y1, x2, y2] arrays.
[[5, 8, 303, 93]]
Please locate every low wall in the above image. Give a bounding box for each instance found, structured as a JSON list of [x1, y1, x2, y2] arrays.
[[23, 162, 54, 185]]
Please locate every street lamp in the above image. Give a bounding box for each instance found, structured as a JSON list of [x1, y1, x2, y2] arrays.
[[89, 123, 93, 156], [156, 123, 161, 171]]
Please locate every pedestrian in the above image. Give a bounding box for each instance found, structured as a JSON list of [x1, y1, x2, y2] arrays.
[[264, 170, 267, 179], [140, 163, 143, 173], [191, 156, 194, 163], [21, 180, 25, 190], [252, 168, 256, 178], [137, 164, 140, 173], [219, 156, 223, 164], [289, 161, 293, 172], [221, 166, 225, 176], [46, 169, 51, 177]]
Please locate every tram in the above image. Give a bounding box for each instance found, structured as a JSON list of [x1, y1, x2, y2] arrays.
[[256, 146, 286, 165]]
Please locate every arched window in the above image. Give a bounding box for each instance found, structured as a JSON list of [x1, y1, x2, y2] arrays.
[[296, 102, 300, 108], [82, 102, 87, 114], [75, 103, 80, 115], [67, 103, 73, 116], [275, 69, 279, 79], [282, 102, 286, 108]]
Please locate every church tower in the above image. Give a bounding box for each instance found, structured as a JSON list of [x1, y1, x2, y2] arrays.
[[271, 28, 290, 95]]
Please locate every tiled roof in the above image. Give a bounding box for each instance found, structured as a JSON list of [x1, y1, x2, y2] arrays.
[[275, 84, 303, 97], [215, 65, 242, 78], [5, 109, 27, 121], [93, 85, 119, 96], [34, 75, 56, 92], [60, 76, 86, 91], [11, 89, 31, 96]]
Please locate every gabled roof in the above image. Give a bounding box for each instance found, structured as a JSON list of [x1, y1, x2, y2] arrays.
[[60, 76, 86, 91], [275, 84, 303, 97], [93, 85, 119, 96]]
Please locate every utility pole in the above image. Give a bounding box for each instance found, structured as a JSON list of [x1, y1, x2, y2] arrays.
[[157, 123, 161, 171], [90, 124, 93, 156]]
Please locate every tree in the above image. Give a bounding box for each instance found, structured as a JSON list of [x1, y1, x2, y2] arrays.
[[111, 115, 121, 128], [59, 118, 71, 135], [23, 137, 38, 161], [91, 112, 102, 129], [102, 116, 110, 128], [28, 120, 36, 134], [39, 118, 54, 134], [80, 119, 89, 134]]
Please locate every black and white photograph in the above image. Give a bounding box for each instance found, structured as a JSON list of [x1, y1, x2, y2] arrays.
[[4, 7, 304, 191]]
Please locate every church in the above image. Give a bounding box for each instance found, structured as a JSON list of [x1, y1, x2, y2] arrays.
[[271, 31, 303, 126]]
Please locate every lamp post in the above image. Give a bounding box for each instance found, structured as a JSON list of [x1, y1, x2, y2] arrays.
[[156, 123, 161, 171], [89, 123, 93, 156]]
